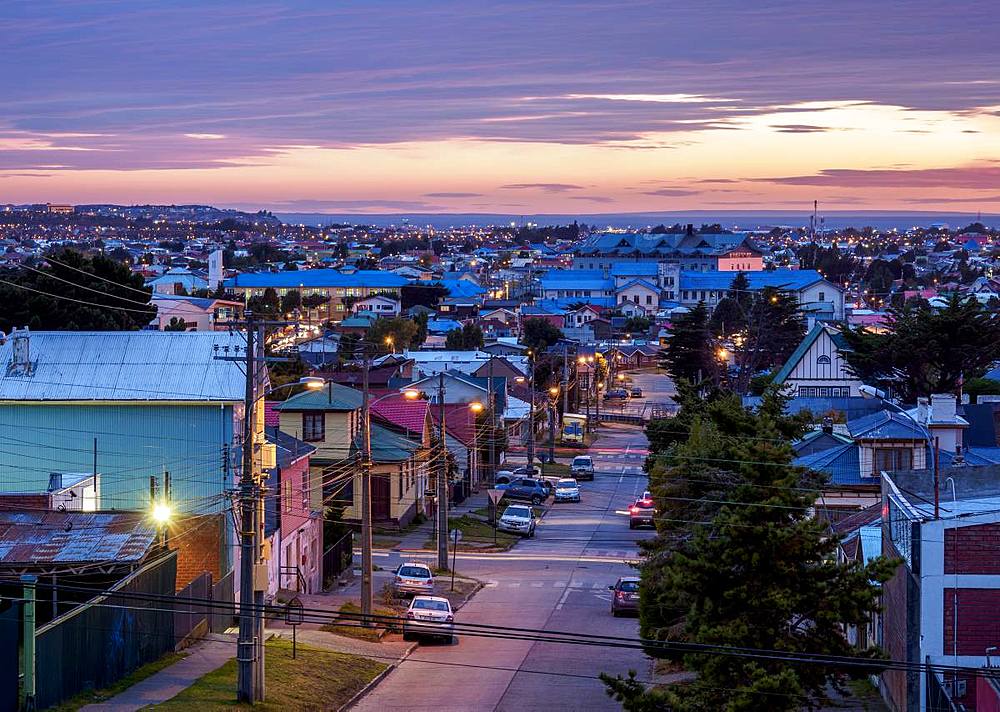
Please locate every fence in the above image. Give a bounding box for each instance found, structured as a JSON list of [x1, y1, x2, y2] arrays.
[[34, 553, 177, 710], [322, 531, 354, 587], [210, 570, 235, 633], [174, 571, 211, 644], [0, 602, 18, 712]]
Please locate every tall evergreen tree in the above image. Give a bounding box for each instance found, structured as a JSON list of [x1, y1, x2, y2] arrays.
[[660, 302, 716, 384], [605, 388, 895, 711]]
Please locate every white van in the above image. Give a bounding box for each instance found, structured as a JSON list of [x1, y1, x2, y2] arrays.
[[570, 455, 595, 481]]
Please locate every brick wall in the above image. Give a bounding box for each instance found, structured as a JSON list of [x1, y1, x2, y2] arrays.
[[944, 523, 1000, 574], [172, 514, 223, 591], [943, 588, 1000, 657], [882, 559, 913, 711]]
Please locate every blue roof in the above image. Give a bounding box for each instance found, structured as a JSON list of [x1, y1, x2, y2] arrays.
[[743, 396, 882, 421], [541, 270, 613, 291], [848, 410, 926, 440], [794, 443, 863, 485], [421, 278, 487, 298], [224, 269, 408, 289], [617, 278, 659, 292], [680, 269, 828, 293], [537, 297, 615, 310], [427, 318, 462, 333]]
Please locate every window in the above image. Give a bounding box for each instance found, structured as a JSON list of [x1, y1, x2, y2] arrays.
[[873, 447, 912, 474], [818, 291, 826, 302], [302, 470, 311, 510], [398, 464, 404, 500], [303, 412, 325, 441], [817, 355, 831, 366], [283, 479, 292, 512], [646, 295, 653, 305]]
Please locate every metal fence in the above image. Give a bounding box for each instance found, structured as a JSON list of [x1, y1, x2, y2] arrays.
[[34, 553, 177, 710], [322, 531, 354, 587], [925, 660, 961, 712], [210, 570, 235, 633], [174, 571, 211, 644]]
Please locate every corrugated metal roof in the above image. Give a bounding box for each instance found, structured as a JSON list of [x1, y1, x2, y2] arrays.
[[275, 383, 363, 411], [0, 511, 155, 566], [0, 331, 246, 402], [224, 269, 408, 289]]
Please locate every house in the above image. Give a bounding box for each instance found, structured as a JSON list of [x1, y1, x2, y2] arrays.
[[565, 304, 603, 329], [437, 297, 479, 320], [571, 227, 761, 272], [520, 305, 565, 331], [772, 323, 864, 398], [150, 294, 244, 331], [677, 269, 845, 321], [147, 267, 209, 295], [538, 270, 615, 308], [879, 465, 1000, 712], [263, 427, 322, 595], [0, 329, 247, 591], [615, 279, 660, 312], [274, 384, 429, 528], [353, 294, 401, 318]]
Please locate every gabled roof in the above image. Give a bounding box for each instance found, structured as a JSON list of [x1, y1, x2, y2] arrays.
[[794, 443, 864, 485], [616, 278, 659, 293], [0, 511, 156, 570], [848, 410, 926, 440], [0, 331, 247, 402], [773, 324, 853, 385], [276, 384, 363, 412], [680, 269, 831, 293], [265, 425, 315, 468]]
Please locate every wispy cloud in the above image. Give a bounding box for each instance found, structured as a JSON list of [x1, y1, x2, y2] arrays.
[[423, 192, 483, 198], [750, 163, 1000, 189], [500, 183, 583, 193], [642, 188, 699, 197], [184, 133, 227, 140]]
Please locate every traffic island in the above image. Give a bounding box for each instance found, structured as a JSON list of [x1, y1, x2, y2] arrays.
[[149, 638, 386, 711], [320, 601, 404, 642]]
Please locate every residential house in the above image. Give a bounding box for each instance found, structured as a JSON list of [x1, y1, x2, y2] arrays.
[[772, 323, 864, 398], [150, 294, 244, 331], [147, 267, 209, 295], [0, 329, 247, 591], [880, 465, 1000, 711], [353, 294, 401, 318], [677, 269, 845, 321], [570, 227, 761, 272], [615, 279, 660, 312]]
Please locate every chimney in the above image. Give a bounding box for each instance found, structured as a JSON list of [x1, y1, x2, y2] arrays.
[[821, 416, 833, 434], [9, 327, 32, 376], [930, 393, 957, 423], [916, 397, 929, 425], [686, 223, 694, 237]]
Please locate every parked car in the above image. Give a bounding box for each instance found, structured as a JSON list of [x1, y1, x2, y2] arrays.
[[497, 504, 537, 537], [629, 496, 656, 529], [512, 465, 541, 478], [553, 478, 581, 503], [570, 455, 595, 481], [393, 562, 434, 597], [604, 388, 629, 401], [497, 477, 549, 504], [495, 472, 514, 486], [609, 576, 640, 616], [630, 387, 643, 398], [402, 595, 455, 643]]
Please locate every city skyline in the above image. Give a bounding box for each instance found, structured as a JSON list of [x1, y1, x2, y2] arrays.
[[3, 0, 999, 213]]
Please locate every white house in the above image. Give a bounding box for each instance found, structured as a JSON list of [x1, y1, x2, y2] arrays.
[[354, 294, 401, 317], [772, 323, 863, 398], [615, 279, 660, 311]]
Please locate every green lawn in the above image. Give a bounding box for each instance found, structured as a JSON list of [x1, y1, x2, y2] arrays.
[[541, 461, 571, 477], [51, 652, 187, 711], [320, 601, 402, 641], [423, 514, 519, 550], [150, 638, 385, 711]]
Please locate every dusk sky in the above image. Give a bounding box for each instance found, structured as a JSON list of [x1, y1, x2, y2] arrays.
[[3, 1, 999, 214]]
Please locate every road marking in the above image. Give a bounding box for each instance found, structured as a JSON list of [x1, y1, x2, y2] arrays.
[[591, 582, 603, 589], [555, 585, 573, 611], [531, 582, 544, 588], [508, 582, 521, 588], [485, 581, 498, 588], [552, 581, 566, 588]]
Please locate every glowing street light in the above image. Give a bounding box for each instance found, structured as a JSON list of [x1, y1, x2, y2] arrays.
[[469, 401, 484, 413], [717, 347, 729, 361]]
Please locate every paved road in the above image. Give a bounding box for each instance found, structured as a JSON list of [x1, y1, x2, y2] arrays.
[[353, 423, 655, 712]]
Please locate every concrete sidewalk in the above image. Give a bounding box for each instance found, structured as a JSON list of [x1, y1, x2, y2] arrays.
[[80, 636, 234, 711]]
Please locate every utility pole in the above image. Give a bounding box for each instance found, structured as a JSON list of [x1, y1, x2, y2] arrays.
[[360, 358, 374, 625], [253, 319, 266, 704], [237, 312, 257, 703], [561, 345, 569, 416], [22, 574, 36, 711], [488, 357, 496, 486], [437, 372, 449, 570], [526, 353, 536, 466]]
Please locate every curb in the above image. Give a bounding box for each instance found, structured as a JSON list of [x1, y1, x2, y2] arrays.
[[339, 641, 418, 711]]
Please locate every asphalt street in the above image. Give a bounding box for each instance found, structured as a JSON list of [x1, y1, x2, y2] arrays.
[[353, 421, 657, 712]]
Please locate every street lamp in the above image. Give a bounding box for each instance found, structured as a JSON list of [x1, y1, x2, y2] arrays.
[[469, 401, 483, 490], [385, 335, 394, 354], [547, 386, 559, 463]]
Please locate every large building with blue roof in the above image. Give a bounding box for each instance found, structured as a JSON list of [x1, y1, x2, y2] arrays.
[[571, 227, 763, 272]]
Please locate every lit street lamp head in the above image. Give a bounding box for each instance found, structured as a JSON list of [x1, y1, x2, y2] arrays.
[[469, 401, 484, 413], [299, 377, 326, 390], [548, 386, 559, 397], [402, 388, 422, 399]]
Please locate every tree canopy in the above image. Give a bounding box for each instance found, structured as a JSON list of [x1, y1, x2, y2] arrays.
[[0, 249, 156, 332], [606, 387, 895, 711], [840, 294, 1000, 400], [367, 317, 419, 354], [522, 317, 563, 352], [445, 322, 484, 350]]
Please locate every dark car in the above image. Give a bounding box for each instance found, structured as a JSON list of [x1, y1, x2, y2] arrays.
[[629, 497, 656, 529], [630, 387, 643, 398], [498, 477, 549, 505], [603, 388, 629, 401], [609, 576, 640, 616]]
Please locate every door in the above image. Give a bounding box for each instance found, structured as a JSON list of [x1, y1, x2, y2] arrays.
[[372, 475, 391, 520]]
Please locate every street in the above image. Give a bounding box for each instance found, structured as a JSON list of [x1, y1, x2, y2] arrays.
[[353, 422, 657, 712]]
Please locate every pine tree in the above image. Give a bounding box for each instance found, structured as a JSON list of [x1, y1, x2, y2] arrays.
[[660, 302, 716, 384]]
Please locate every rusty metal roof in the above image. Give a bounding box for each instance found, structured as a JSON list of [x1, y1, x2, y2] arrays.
[[0, 511, 156, 568]]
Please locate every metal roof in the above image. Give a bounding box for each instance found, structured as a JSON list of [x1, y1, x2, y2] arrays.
[[680, 269, 829, 293], [0, 511, 156, 569], [275, 383, 363, 412], [0, 331, 247, 402], [224, 269, 408, 289]]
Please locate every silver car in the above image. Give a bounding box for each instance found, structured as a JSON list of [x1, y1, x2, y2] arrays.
[[498, 504, 536, 537], [402, 595, 455, 643], [393, 562, 434, 597], [553, 478, 581, 503]]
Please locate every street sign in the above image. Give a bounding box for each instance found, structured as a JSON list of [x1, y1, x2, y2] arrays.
[[285, 596, 304, 659], [487, 489, 504, 505], [449, 528, 463, 542]]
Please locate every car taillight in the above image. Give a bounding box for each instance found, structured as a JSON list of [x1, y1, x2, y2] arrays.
[[629, 506, 638, 514], [616, 591, 626, 599], [445, 615, 454, 622]]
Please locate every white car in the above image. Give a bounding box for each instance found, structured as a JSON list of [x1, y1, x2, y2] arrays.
[[393, 562, 434, 597], [497, 504, 536, 537], [553, 478, 581, 503], [402, 595, 455, 643], [570, 455, 594, 481]]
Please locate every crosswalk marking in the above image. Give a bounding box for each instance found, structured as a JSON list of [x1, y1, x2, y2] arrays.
[[531, 582, 544, 588]]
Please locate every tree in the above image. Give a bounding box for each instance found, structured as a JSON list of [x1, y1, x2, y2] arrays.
[[840, 294, 1000, 400], [708, 272, 751, 336], [522, 318, 563, 352], [164, 316, 188, 331], [367, 317, 419, 354], [728, 287, 806, 394], [964, 377, 1000, 404], [400, 282, 448, 311], [659, 302, 716, 384], [606, 387, 895, 711], [247, 287, 281, 319], [412, 311, 429, 348], [445, 322, 484, 350], [623, 316, 652, 335], [0, 249, 156, 332], [280, 289, 302, 315]]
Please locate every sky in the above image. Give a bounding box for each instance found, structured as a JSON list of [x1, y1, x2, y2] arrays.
[[2, 0, 999, 214]]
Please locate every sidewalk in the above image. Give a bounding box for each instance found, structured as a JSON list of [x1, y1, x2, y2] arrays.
[[80, 636, 234, 712]]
